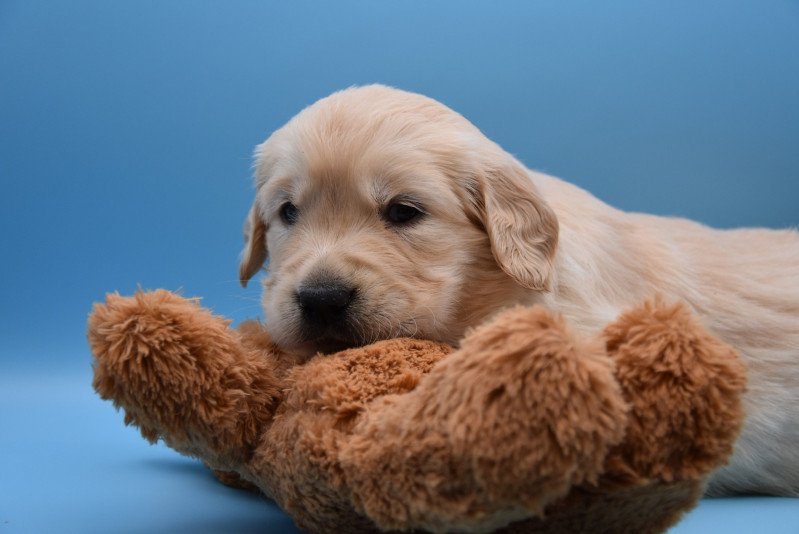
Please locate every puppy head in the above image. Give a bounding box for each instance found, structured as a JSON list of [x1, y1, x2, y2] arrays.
[[240, 85, 558, 355]]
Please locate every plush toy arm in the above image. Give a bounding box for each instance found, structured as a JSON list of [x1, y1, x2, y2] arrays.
[[602, 298, 747, 482], [88, 290, 281, 471], [339, 306, 630, 533]]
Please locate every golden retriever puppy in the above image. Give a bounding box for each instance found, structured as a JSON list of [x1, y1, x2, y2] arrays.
[[239, 85, 799, 496]]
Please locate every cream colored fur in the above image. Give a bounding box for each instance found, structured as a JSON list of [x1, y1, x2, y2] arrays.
[[240, 84, 799, 496]]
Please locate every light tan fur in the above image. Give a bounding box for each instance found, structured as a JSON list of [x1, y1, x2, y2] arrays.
[[240, 84, 799, 496]]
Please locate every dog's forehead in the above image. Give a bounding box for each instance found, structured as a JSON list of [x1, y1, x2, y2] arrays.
[[254, 86, 487, 219], [265, 131, 455, 199], [294, 155, 454, 211]]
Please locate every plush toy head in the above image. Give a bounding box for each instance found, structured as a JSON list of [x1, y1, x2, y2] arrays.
[[89, 290, 745, 533]]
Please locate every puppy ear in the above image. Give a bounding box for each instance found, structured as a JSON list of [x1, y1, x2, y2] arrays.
[[239, 203, 268, 288], [477, 160, 559, 291]]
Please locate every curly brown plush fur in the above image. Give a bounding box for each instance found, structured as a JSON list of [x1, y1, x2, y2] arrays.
[[88, 290, 746, 533]]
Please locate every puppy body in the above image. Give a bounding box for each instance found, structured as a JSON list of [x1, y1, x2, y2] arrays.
[[241, 85, 799, 496], [535, 173, 799, 496]]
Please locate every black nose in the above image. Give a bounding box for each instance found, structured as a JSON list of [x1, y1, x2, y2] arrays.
[[296, 282, 356, 325]]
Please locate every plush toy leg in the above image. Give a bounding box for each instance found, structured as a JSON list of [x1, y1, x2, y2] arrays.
[[210, 468, 260, 492], [602, 298, 747, 482], [88, 290, 281, 472], [339, 306, 629, 534]]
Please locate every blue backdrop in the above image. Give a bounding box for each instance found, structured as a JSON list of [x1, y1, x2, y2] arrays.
[[1, 1, 797, 532], [2, 0, 798, 369]]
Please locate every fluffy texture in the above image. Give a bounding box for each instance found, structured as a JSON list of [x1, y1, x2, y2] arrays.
[[90, 290, 746, 533], [239, 85, 798, 495]]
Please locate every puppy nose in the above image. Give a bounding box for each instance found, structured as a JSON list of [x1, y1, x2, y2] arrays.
[[296, 282, 356, 323]]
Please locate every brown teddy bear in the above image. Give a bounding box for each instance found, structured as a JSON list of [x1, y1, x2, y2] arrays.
[[88, 290, 746, 533]]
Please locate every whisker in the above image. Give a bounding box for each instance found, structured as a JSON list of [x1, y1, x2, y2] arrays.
[[421, 305, 440, 333]]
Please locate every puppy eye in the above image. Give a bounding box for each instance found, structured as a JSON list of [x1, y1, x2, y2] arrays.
[[386, 203, 422, 225], [279, 202, 299, 225]]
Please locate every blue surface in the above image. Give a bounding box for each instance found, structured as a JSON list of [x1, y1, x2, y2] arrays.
[[1, 1, 797, 532], [0, 367, 302, 534], [1, 368, 797, 533]]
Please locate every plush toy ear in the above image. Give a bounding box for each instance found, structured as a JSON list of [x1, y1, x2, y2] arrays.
[[239, 202, 268, 287], [475, 159, 559, 291]]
